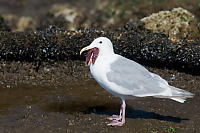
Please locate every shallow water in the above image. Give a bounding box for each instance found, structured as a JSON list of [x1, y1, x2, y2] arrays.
[[0, 67, 199, 133]]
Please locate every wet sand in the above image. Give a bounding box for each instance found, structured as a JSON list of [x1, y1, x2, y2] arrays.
[[0, 61, 199, 133]]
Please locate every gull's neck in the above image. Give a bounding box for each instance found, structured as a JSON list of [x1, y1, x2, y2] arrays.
[[98, 48, 115, 57]]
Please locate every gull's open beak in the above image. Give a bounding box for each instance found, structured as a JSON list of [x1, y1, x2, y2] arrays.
[[80, 46, 92, 55]]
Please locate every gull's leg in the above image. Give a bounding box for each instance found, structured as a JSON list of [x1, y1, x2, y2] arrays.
[[121, 99, 126, 124], [107, 99, 126, 126], [107, 100, 123, 121]]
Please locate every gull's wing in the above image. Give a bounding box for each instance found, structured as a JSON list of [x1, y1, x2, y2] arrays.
[[106, 55, 171, 97]]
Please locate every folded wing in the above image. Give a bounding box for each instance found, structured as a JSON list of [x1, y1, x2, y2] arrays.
[[106, 55, 172, 97]]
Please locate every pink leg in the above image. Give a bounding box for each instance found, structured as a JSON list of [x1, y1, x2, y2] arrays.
[[107, 104, 122, 121], [108, 99, 125, 121], [107, 99, 126, 126]]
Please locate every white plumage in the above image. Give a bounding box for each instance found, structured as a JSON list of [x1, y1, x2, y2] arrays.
[[80, 37, 194, 126]]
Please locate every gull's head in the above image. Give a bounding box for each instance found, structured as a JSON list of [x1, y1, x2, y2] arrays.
[[80, 37, 114, 65]]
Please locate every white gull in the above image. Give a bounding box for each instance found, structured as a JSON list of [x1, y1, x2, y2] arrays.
[[80, 37, 194, 126]]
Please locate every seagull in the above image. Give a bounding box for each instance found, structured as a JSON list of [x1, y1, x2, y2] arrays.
[[80, 37, 194, 126]]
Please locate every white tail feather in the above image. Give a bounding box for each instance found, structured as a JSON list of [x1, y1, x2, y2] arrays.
[[170, 86, 194, 103], [154, 86, 194, 103], [170, 98, 186, 103]]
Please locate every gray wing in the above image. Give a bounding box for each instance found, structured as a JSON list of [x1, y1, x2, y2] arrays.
[[106, 55, 169, 96]]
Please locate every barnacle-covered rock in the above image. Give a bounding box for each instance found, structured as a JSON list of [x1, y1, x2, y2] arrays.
[[0, 24, 200, 75], [141, 7, 200, 41]]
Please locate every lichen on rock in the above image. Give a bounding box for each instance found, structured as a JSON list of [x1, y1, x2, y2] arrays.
[[48, 4, 84, 30], [141, 7, 200, 41], [2, 14, 36, 32]]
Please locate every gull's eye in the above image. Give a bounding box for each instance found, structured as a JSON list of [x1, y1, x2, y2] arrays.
[[99, 41, 102, 44]]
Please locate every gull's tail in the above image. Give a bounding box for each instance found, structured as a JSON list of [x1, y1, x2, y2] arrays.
[[154, 86, 194, 103], [170, 86, 194, 103]]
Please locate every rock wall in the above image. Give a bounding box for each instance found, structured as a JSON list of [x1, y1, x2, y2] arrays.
[[0, 23, 200, 75]]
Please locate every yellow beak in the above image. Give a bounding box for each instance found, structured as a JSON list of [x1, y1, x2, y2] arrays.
[[80, 46, 92, 55]]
